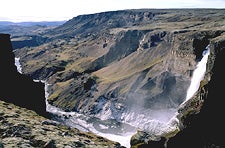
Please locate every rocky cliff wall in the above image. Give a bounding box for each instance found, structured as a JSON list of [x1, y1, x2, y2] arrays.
[[130, 32, 225, 148], [0, 34, 49, 118], [165, 37, 225, 148]]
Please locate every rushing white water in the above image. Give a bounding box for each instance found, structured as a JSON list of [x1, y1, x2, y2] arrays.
[[43, 82, 136, 148], [185, 45, 210, 101], [14, 59, 136, 148], [121, 108, 180, 137], [14, 57, 22, 74]]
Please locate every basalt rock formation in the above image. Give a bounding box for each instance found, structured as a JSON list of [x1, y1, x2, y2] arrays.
[[131, 30, 225, 148], [0, 34, 49, 118], [166, 37, 225, 148]]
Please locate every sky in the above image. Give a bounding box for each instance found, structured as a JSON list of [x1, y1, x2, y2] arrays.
[[0, 0, 225, 22]]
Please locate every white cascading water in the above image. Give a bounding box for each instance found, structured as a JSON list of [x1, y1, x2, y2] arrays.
[[14, 58, 136, 147], [43, 82, 136, 148], [14, 57, 22, 74], [14, 45, 210, 148], [185, 45, 210, 101]]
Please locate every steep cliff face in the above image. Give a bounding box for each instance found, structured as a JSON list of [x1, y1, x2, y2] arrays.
[[12, 9, 225, 147], [45, 10, 164, 39], [0, 34, 49, 118], [130, 32, 225, 148], [166, 36, 225, 148]]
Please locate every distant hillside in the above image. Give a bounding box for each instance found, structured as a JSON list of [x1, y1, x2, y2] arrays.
[[0, 21, 66, 37], [45, 9, 164, 38], [0, 21, 14, 26], [0, 21, 66, 27], [0, 21, 66, 49]]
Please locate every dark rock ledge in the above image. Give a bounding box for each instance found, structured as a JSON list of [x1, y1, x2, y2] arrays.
[[0, 34, 49, 118], [0, 33, 123, 148]]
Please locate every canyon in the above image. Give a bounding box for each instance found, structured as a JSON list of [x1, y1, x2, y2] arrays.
[[0, 34, 123, 148], [1, 9, 225, 148]]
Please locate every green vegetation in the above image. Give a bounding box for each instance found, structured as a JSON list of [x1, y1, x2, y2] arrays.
[[94, 53, 164, 84]]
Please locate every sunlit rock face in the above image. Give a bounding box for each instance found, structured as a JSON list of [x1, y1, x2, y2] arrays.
[[13, 9, 225, 148]]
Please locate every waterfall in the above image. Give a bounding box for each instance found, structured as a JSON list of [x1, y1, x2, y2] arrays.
[[13, 45, 211, 148], [185, 45, 210, 101], [14, 57, 22, 74], [13, 57, 135, 147]]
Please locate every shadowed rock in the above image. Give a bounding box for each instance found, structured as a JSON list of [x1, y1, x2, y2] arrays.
[[166, 42, 225, 148], [0, 34, 49, 118]]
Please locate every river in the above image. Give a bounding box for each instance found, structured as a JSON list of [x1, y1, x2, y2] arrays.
[[14, 45, 210, 147]]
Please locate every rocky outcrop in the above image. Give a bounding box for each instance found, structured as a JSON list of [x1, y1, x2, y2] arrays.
[[130, 32, 225, 148], [0, 100, 123, 148], [45, 10, 164, 39], [0, 34, 49, 118], [165, 37, 225, 148]]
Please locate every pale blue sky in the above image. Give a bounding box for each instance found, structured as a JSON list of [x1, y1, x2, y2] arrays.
[[1, 0, 225, 22]]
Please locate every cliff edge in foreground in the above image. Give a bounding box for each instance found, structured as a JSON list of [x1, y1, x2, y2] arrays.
[[0, 34, 123, 147], [0, 100, 122, 147], [0, 34, 48, 117]]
